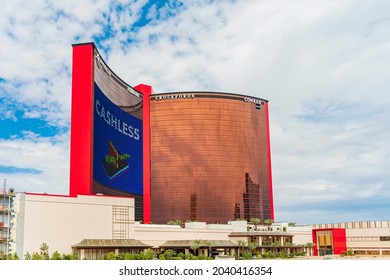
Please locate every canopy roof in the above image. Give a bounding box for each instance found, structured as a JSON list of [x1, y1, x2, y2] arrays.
[[72, 239, 151, 249]]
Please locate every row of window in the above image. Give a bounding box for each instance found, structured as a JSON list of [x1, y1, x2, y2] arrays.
[[314, 221, 390, 229], [346, 236, 390, 242]]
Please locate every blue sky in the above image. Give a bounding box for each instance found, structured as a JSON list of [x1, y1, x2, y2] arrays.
[[1, 0, 390, 225]]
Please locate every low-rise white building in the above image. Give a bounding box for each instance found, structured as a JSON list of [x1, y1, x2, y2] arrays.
[[312, 221, 390, 255], [10, 192, 313, 259], [12, 193, 135, 257]]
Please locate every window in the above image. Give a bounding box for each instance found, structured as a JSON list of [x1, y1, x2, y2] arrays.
[[380, 236, 390, 241]]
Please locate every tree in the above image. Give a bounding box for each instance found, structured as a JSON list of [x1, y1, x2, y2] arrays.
[[167, 219, 184, 228], [51, 251, 62, 260], [305, 242, 315, 257], [247, 242, 258, 257], [40, 243, 50, 260], [250, 217, 261, 231], [24, 252, 32, 260], [62, 252, 78, 260], [190, 239, 203, 256], [104, 252, 117, 260], [264, 219, 274, 231], [144, 248, 156, 260], [32, 252, 42, 260], [204, 240, 215, 257], [7, 253, 19, 260], [237, 240, 247, 259], [159, 249, 176, 260]]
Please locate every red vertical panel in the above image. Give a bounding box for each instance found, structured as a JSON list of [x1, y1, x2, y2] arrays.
[[312, 229, 319, 256], [69, 43, 94, 197], [135, 84, 152, 224], [264, 102, 274, 220], [332, 228, 347, 254]]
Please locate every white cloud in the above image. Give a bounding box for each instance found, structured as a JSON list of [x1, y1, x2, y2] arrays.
[[0, 133, 70, 195]]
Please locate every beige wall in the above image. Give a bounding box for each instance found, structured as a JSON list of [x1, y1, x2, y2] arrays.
[[134, 224, 233, 247], [288, 227, 313, 245], [13, 193, 134, 258], [346, 228, 390, 251]]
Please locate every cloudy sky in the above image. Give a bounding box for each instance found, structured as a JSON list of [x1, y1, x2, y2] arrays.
[[1, 0, 389, 225]]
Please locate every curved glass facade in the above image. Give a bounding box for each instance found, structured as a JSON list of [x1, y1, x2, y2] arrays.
[[150, 92, 273, 224], [91, 48, 145, 221]]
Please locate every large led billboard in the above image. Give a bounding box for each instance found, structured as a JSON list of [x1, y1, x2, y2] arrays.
[[93, 83, 143, 195]]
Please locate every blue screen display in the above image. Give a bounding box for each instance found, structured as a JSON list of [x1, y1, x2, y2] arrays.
[[93, 83, 143, 195]]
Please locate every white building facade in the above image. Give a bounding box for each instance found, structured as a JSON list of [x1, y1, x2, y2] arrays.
[[10, 192, 314, 259], [11, 193, 135, 258]]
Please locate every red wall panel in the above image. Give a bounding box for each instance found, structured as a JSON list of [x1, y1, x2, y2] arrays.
[[312, 229, 319, 256], [69, 43, 94, 197], [135, 84, 152, 224], [332, 228, 347, 254], [265, 102, 275, 220]]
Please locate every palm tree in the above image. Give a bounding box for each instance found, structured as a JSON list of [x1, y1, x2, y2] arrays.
[[248, 242, 258, 257], [264, 219, 274, 231], [250, 217, 261, 231], [305, 242, 315, 256], [190, 239, 203, 256], [204, 240, 215, 257], [237, 240, 247, 259]]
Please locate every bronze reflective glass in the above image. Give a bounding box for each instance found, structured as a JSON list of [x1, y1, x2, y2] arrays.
[[150, 92, 273, 224]]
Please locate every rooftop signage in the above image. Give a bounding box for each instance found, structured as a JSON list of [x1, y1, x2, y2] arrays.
[[243, 97, 263, 105], [154, 93, 195, 101]]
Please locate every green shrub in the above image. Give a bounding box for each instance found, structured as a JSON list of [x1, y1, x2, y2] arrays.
[[7, 253, 19, 260], [51, 251, 62, 260], [277, 251, 288, 258], [262, 251, 276, 259]]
